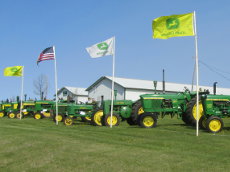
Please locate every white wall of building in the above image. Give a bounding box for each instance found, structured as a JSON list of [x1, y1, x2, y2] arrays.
[[125, 89, 155, 101], [88, 79, 125, 101]]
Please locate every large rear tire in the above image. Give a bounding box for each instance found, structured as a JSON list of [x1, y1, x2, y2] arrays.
[[138, 113, 157, 128], [91, 109, 103, 126], [206, 116, 223, 133], [185, 97, 204, 126], [131, 100, 144, 125]]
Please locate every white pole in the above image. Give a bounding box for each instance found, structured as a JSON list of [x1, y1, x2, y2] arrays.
[[53, 46, 59, 125], [20, 66, 24, 120], [110, 37, 115, 128], [194, 11, 199, 136]]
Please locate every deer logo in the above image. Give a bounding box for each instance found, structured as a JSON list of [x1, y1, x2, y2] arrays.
[[166, 17, 180, 30]]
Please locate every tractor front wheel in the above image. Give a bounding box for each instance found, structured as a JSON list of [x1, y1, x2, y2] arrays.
[[138, 113, 157, 128], [0, 111, 5, 118], [206, 116, 223, 133], [64, 117, 74, 126], [103, 113, 121, 127], [34, 113, 43, 120], [53, 114, 64, 122], [91, 109, 103, 126], [8, 112, 16, 119], [16, 112, 24, 119]]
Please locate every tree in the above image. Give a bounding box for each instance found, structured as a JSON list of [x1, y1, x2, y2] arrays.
[[33, 74, 48, 100]]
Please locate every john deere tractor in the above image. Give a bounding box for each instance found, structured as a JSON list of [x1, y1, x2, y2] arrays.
[[199, 94, 230, 133], [137, 88, 210, 128]]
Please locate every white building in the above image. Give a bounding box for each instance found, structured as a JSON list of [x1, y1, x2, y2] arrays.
[[86, 76, 230, 102], [57, 87, 88, 103]]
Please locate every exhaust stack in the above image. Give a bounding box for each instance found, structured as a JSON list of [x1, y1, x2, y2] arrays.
[[213, 82, 218, 95]]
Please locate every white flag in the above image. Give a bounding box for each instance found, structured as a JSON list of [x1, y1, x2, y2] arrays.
[[86, 37, 114, 58]]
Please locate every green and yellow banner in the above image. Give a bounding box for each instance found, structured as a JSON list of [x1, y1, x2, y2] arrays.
[[4, 66, 23, 77], [152, 13, 195, 39]]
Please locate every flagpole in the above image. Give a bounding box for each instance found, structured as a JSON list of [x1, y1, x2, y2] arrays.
[[20, 67, 24, 120], [53, 46, 59, 125], [110, 37, 115, 128], [193, 11, 199, 136]]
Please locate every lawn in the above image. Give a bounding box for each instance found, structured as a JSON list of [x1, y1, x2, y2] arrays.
[[0, 116, 230, 172]]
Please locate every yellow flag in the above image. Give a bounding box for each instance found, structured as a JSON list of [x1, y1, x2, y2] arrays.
[[4, 66, 23, 77], [153, 13, 195, 39]]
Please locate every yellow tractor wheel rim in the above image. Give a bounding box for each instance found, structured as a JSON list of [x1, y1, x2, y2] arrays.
[[64, 118, 73, 126], [106, 116, 118, 126], [55, 115, 63, 122], [192, 102, 204, 120], [85, 116, 91, 121], [24, 112, 29, 115], [34, 114, 41, 119], [94, 110, 103, 126], [209, 119, 221, 132], [143, 116, 154, 127], [0, 112, 4, 118], [138, 107, 144, 115], [16, 113, 22, 119], [43, 112, 51, 117], [9, 113, 15, 118]]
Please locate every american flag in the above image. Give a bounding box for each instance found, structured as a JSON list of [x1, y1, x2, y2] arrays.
[[37, 47, 55, 64]]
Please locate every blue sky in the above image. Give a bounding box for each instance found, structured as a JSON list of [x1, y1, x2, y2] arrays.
[[1, 0, 230, 100]]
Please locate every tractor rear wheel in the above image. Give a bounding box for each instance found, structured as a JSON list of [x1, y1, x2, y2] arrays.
[[16, 112, 25, 119], [138, 113, 157, 128], [185, 97, 204, 126], [103, 113, 121, 127], [0, 111, 5, 118], [131, 100, 144, 124], [8, 112, 16, 119], [199, 115, 207, 129], [34, 112, 43, 120], [81, 116, 91, 122], [181, 113, 191, 125], [64, 117, 74, 126], [91, 109, 103, 126], [206, 116, 223, 133], [126, 117, 136, 125]]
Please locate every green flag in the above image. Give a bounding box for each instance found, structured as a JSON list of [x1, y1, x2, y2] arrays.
[[153, 13, 195, 39]]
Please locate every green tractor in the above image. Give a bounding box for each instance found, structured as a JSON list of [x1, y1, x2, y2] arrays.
[[199, 94, 230, 133], [31, 100, 55, 119], [137, 89, 209, 128], [6, 102, 20, 119], [91, 99, 134, 127], [0, 102, 12, 118], [52, 103, 95, 125]]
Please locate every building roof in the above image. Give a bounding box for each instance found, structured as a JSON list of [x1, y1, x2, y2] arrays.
[[86, 76, 230, 95], [58, 87, 88, 96]]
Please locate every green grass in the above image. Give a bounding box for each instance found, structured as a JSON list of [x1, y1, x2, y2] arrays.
[[1, 116, 230, 172]]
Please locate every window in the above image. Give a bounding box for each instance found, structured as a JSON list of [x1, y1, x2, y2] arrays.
[[63, 90, 68, 96]]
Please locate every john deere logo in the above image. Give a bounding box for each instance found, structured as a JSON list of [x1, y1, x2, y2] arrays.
[[166, 17, 180, 30], [10, 67, 18, 72], [97, 42, 108, 50]]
